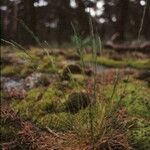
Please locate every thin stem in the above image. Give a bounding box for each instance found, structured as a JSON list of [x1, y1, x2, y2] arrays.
[[138, 0, 147, 40]]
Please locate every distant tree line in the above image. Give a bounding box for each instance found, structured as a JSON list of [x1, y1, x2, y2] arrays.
[[0, 0, 150, 45]]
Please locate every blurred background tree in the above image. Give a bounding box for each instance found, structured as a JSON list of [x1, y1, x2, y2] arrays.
[[0, 0, 149, 46]]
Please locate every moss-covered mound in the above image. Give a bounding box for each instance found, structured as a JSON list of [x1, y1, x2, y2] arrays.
[[62, 64, 82, 80], [64, 92, 91, 113]]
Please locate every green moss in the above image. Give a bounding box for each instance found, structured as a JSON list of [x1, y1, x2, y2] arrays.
[[4, 46, 148, 147], [103, 78, 150, 149], [62, 64, 82, 80], [33, 87, 65, 113], [64, 92, 91, 113], [35, 102, 107, 133], [121, 80, 149, 118], [37, 63, 57, 73], [11, 86, 66, 126], [84, 55, 126, 68], [0, 125, 18, 142], [129, 118, 150, 150], [71, 74, 84, 81], [11, 87, 45, 119], [65, 74, 85, 89], [0, 90, 7, 100], [104, 78, 150, 118], [34, 98, 58, 113], [20, 67, 34, 77], [84, 54, 150, 69], [16, 51, 40, 62], [37, 56, 57, 73], [16, 51, 31, 59], [10, 80, 109, 134], [1, 65, 21, 76], [26, 87, 45, 100], [97, 56, 126, 68], [129, 59, 150, 69]]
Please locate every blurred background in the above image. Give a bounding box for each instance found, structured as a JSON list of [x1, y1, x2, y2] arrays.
[[0, 0, 150, 46]]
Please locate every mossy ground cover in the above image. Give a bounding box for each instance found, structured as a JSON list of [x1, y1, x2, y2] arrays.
[[84, 54, 150, 69], [1, 65, 21, 76], [0, 47, 61, 78], [103, 77, 150, 149], [11, 83, 90, 131], [1, 46, 150, 149], [10, 76, 150, 149], [104, 78, 150, 117]]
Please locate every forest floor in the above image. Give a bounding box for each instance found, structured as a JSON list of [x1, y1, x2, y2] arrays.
[[0, 46, 150, 150]]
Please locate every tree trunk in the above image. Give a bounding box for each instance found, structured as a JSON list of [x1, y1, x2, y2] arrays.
[[19, 0, 37, 45], [115, 0, 129, 43], [11, 1, 18, 40], [143, 0, 150, 40]]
